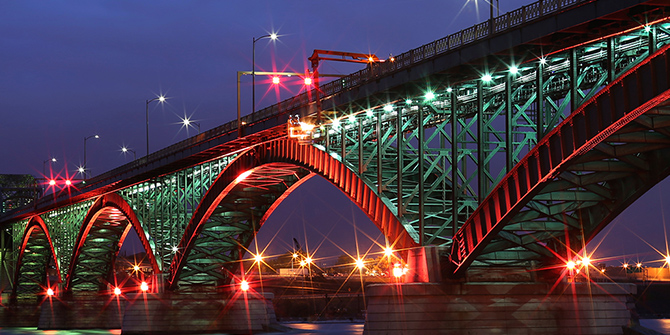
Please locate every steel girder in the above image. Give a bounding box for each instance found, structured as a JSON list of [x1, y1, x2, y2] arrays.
[[308, 22, 670, 258], [12, 216, 59, 299], [167, 139, 417, 290], [447, 42, 670, 276]]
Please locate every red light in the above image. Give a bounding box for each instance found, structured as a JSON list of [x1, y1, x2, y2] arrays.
[[240, 280, 250, 291], [49, 179, 56, 186], [272, 76, 280, 85], [65, 179, 72, 186], [140, 281, 149, 292], [236, 170, 252, 183], [46, 288, 54, 296], [114, 287, 121, 295], [304, 77, 312, 86]]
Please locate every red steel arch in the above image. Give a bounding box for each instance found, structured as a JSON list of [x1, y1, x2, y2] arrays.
[[64, 192, 158, 292], [12, 216, 60, 297], [167, 139, 418, 289], [448, 43, 670, 276]]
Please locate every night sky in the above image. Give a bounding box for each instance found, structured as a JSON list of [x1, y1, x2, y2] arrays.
[[2, 1, 669, 267]]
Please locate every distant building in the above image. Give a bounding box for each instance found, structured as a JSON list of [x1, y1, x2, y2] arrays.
[[0, 174, 39, 214]]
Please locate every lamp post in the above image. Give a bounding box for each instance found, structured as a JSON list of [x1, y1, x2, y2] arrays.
[[146, 95, 166, 157], [43, 157, 56, 175], [252, 33, 278, 115], [83, 134, 99, 178], [121, 146, 137, 160], [181, 117, 200, 134]]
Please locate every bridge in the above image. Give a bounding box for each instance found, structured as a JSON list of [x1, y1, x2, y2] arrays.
[[2, 0, 670, 333]]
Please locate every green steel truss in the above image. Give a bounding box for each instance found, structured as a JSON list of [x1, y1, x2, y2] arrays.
[[313, 23, 670, 257]]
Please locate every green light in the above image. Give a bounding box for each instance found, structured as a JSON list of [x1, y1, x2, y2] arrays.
[[425, 92, 435, 100], [482, 74, 492, 82], [348, 115, 356, 123], [366, 109, 374, 117], [332, 119, 340, 128], [509, 66, 518, 75]]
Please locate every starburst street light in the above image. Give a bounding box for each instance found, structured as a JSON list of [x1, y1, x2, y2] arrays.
[[146, 95, 167, 157], [180, 116, 201, 134], [121, 146, 136, 160], [252, 33, 278, 115]]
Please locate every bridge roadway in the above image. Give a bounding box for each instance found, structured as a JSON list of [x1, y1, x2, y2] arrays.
[[1, 0, 670, 295]]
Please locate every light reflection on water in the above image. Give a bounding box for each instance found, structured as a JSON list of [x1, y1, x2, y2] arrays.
[[641, 319, 670, 334], [0, 323, 364, 335]]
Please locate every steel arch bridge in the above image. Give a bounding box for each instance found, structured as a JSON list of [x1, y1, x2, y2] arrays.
[[2, 0, 670, 297]]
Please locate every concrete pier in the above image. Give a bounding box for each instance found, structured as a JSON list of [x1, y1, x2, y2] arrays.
[[32, 291, 276, 334], [364, 282, 636, 335]]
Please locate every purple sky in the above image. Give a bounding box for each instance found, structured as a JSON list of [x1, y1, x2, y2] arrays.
[[2, 1, 669, 266]]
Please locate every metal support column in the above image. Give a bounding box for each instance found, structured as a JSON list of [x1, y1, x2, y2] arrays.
[[418, 105, 425, 246], [397, 107, 404, 219], [451, 89, 459, 237], [477, 80, 485, 203], [505, 74, 513, 172], [536, 62, 544, 140], [649, 25, 657, 54], [570, 49, 579, 112], [358, 120, 364, 174], [607, 38, 615, 83], [376, 111, 382, 195]]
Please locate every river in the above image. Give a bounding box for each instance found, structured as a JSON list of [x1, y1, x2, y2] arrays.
[[0, 320, 667, 334]]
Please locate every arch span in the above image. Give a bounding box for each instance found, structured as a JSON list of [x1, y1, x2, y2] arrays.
[[12, 216, 59, 297], [167, 140, 417, 289], [448, 43, 670, 276], [65, 193, 158, 292]]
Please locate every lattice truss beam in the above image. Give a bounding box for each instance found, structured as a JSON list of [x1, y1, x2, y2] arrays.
[[312, 23, 670, 254], [119, 155, 234, 272], [175, 163, 311, 289]]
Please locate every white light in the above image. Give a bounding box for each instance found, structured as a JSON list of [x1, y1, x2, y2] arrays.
[[384, 247, 394, 257], [482, 74, 492, 82], [383, 105, 393, 112], [348, 115, 356, 123], [425, 92, 435, 100], [405, 99, 412, 104], [355, 258, 365, 269], [332, 119, 340, 128], [270, 33, 278, 40], [46, 288, 54, 296], [509, 66, 519, 75], [645, 25, 651, 32], [140, 282, 149, 292], [172, 246, 179, 253], [158, 96, 166, 102], [366, 109, 374, 117], [566, 261, 576, 270], [446, 87, 453, 93], [114, 287, 121, 295], [540, 58, 547, 65]]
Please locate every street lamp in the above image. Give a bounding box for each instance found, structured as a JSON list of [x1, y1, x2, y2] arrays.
[[180, 116, 200, 134], [121, 146, 136, 160], [43, 157, 57, 175], [252, 33, 278, 115], [146, 95, 166, 157], [83, 134, 99, 178]]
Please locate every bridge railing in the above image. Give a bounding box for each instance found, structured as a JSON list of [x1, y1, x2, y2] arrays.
[[243, 0, 588, 127], [42, 0, 590, 205]]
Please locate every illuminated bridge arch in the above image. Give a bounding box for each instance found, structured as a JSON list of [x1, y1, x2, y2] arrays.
[[448, 43, 670, 276], [168, 139, 418, 290], [64, 193, 158, 292], [12, 216, 60, 297]]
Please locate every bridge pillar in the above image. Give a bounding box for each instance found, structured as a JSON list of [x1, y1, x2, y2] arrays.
[[121, 292, 277, 334], [364, 281, 636, 335], [38, 292, 125, 329], [404, 246, 449, 283]]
